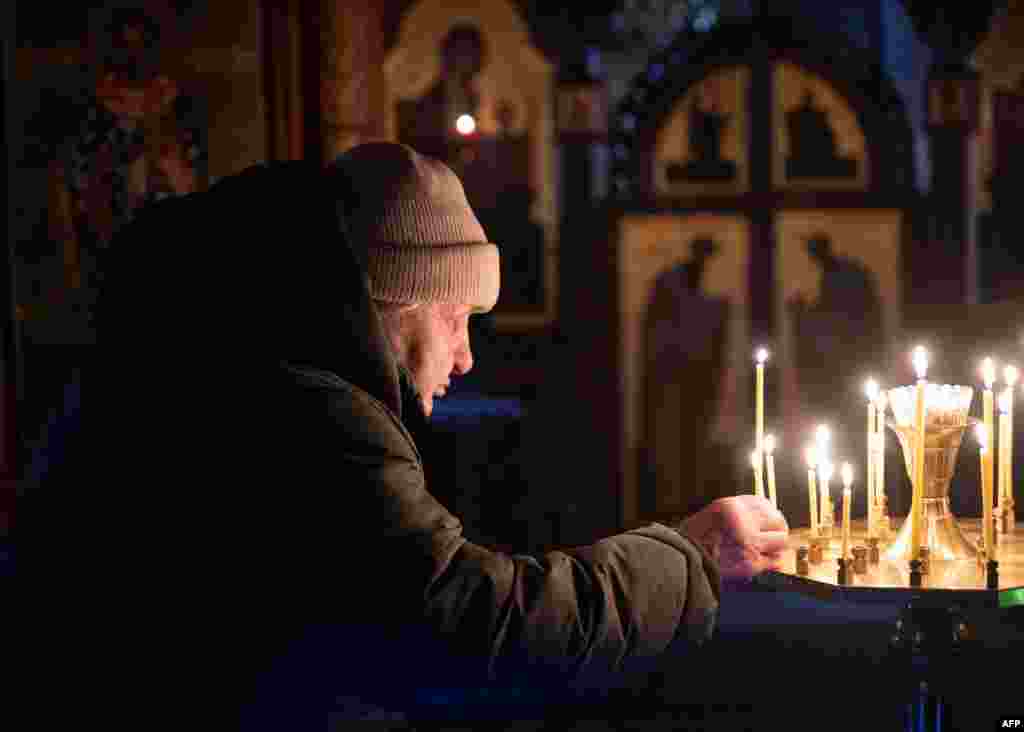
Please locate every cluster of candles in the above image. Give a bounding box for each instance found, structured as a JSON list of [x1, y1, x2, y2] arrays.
[[976, 357, 1018, 559], [751, 346, 1019, 563], [801, 426, 857, 559], [751, 348, 857, 560]]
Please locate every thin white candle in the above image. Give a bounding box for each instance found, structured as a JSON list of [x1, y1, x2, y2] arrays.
[[841, 462, 853, 560], [1004, 366, 1018, 508], [911, 347, 929, 559], [978, 423, 994, 557], [764, 434, 777, 509], [819, 460, 834, 532], [865, 379, 879, 537], [806, 445, 819, 537], [983, 358, 997, 527], [751, 450, 764, 498], [999, 389, 1011, 513], [875, 390, 888, 532], [755, 348, 768, 468]]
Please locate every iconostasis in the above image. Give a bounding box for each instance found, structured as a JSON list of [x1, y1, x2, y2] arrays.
[[607, 23, 913, 528]]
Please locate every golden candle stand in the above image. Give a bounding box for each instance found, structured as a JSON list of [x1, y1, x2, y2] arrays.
[[754, 518, 1024, 731]]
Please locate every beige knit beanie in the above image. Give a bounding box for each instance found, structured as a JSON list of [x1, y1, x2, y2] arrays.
[[332, 142, 500, 312]]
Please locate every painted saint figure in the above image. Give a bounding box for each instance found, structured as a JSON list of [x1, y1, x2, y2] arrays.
[[788, 233, 884, 444], [49, 8, 205, 301], [642, 237, 734, 519], [785, 91, 856, 179]]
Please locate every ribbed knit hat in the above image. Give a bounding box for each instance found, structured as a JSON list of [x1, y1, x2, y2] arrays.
[[331, 142, 500, 312]]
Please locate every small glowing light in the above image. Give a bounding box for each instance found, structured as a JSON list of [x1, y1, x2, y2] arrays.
[[815, 425, 831, 448], [819, 461, 834, 483], [841, 462, 854, 489], [805, 445, 818, 469], [764, 434, 776, 455], [755, 348, 769, 364], [865, 379, 879, 403], [913, 346, 929, 380], [455, 114, 476, 135], [1006, 365, 1019, 387], [976, 423, 989, 451], [982, 357, 996, 389], [999, 388, 1012, 415], [750, 451, 761, 469]]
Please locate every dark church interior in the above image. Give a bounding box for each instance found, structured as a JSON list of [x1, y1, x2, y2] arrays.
[[7, 1, 1024, 729]]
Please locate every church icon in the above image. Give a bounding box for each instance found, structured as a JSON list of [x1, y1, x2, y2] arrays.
[[666, 96, 737, 183], [785, 90, 857, 179]]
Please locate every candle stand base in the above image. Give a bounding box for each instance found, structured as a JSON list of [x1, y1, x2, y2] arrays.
[[809, 539, 825, 564], [882, 499, 979, 562], [919, 547, 931, 576], [852, 546, 868, 574], [999, 501, 1015, 534], [867, 537, 881, 564], [796, 546, 810, 576], [885, 419, 977, 562], [756, 519, 1024, 732]]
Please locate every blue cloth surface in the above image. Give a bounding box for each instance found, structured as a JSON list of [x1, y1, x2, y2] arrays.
[[717, 584, 902, 630]]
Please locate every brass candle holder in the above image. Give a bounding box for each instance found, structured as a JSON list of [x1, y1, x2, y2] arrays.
[[796, 546, 810, 575], [883, 385, 977, 562], [866, 536, 880, 563], [998, 499, 1016, 534], [808, 537, 825, 564]]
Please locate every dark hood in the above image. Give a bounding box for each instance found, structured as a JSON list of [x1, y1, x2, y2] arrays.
[[96, 160, 403, 417]]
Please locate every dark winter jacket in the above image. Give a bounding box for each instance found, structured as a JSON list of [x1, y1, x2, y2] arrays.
[[15, 161, 720, 728]]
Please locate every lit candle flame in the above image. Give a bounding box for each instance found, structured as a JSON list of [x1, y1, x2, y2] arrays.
[[983, 357, 996, 389], [805, 445, 818, 469], [819, 461, 834, 482], [865, 378, 879, 403], [750, 451, 760, 469], [815, 424, 830, 447], [999, 388, 1012, 415], [1006, 365, 1019, 387], [841, 462, 853, 488], [455, 114, 477, 135], [976, 423, 989, 451], [755, 348, 769, 365], [764, 434, 776, 455], [913, 347, 929, 381]]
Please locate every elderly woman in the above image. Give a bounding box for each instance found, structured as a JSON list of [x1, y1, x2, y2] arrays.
[[16, 143, 786, 729]]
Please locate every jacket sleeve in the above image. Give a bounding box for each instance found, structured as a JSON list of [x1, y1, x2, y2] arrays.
[[328, 374, 721, 689]]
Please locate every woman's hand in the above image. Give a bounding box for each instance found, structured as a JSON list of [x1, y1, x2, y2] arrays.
[[678, 495, 789, 586]]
